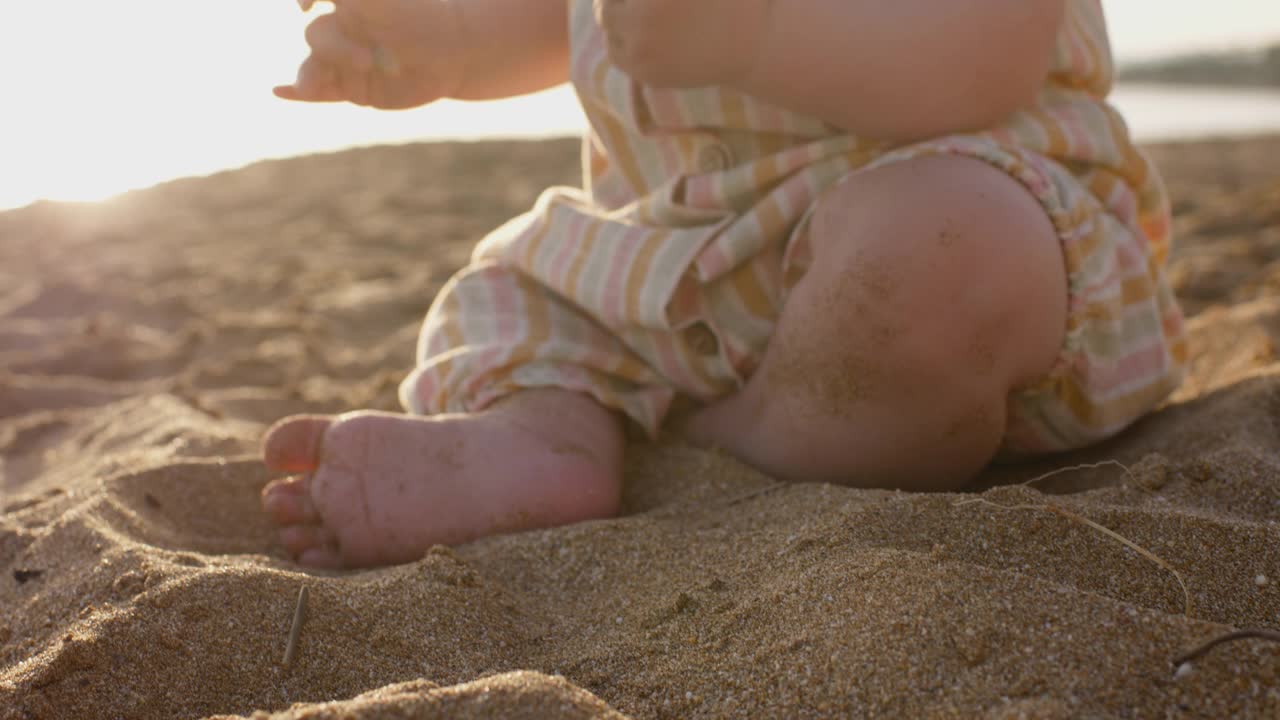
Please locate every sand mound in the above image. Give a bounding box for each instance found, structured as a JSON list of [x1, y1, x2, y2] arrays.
[[2, 137, 1278, 718]]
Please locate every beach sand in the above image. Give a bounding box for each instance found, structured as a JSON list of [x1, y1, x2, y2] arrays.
[[1, 135, 1278, 719]]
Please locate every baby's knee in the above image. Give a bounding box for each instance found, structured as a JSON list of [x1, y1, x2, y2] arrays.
[[804, 153, 1066, 381]]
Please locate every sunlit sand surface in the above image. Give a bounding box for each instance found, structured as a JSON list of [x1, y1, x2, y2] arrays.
[[1, 135, 1278, 718]]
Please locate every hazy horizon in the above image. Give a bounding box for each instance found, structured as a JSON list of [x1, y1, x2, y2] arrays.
[[3, 1, 1279, 211]]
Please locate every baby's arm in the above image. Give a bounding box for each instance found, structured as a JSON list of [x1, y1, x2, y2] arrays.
[[451, 0, 569, 100], [737, 0, 1064, 140], [600, 0, 1062, 142]]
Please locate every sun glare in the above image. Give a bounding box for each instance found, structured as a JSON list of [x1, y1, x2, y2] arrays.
[[1, 0, 1277, 210], [3, 1, 305, 206], [1, 1, 587, 209]]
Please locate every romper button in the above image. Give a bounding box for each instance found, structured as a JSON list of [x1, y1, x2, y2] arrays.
[[697, 143, 734, 173], [685, 322, 719, 355]]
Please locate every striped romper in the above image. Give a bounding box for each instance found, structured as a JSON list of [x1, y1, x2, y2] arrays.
[[399, 0, 1188, 455]]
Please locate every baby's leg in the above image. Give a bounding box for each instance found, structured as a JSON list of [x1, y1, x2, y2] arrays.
[[261, 388, 624, 568], [681, 154, 1067, 490]]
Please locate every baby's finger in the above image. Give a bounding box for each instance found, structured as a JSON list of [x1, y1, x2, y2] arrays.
[[297, 57, 348, 102], [305, 12, 375, 72], [337, 65, 372, 106], [365, 71, 393, 109], [274, 81, 338, 103]]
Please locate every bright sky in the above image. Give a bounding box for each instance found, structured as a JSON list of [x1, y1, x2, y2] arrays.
[[2, 1, 1279, 209]]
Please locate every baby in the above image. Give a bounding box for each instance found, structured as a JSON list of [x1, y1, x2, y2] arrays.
[[261, 0, 1187, 568]]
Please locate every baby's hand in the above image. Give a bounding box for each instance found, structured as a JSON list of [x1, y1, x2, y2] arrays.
[[595, 0, 772, 88], [276, 0, 468, 109]]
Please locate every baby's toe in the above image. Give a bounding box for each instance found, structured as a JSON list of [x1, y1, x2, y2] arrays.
[[279, 523, 338, 559], [262, 415, 334, 473], [261, 476, 320, 525]]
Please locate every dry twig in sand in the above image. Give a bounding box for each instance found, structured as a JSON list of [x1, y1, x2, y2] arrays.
[[1018, 460, 1141, 491], [954, 498, 1193, 617], [722, 482, 788, 507], [1173, 629, 1280, 668], [282, 585, 309, 669]]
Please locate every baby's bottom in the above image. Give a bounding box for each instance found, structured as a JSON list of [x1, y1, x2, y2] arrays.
[[261, 147, 1184, 568]]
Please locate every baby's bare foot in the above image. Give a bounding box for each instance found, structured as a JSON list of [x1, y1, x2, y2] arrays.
[[260, 390, 624, 568]]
